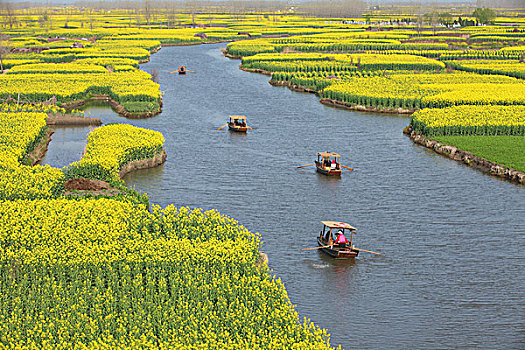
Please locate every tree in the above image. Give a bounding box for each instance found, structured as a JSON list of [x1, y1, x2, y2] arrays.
[[2, 3, 18, 29], [472, 8, 496, 25], [38, 11, 49, 29], [438, 12, 453, 27], [0, 34, 10, 73], [143, 0, 152, 28]]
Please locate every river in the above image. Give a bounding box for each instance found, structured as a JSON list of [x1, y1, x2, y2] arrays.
[[42, 44, 525, 349]]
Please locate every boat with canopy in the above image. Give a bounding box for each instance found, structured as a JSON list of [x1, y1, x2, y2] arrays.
[[317, 221, 359, 259], [222, 115, 251, 132]]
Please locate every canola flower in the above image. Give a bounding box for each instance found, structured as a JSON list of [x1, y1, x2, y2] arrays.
[[410, 105, 525, 136], [227, 35, 450, 57], [0, 111, 64, 200], [65, 124, 164, 183], [0, 71, 161, 105], [0, 111, 48, 168], [97, 39, 162, 52], [242, 52, 445, 73], [446, 59, 525, 80], [0, 200, 336, 349], [439, 49, 521, 60], [3, 14, 525, 349], [75, 57, 140, 69], [41, 47, 151, 62], [321, 72, 525, 109], [0, 103, 67, 115], [7, 62, 108, 75], [0, 165, 64, 200]]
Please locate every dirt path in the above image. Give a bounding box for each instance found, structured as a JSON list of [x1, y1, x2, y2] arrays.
[[47, 114, 102, 126]]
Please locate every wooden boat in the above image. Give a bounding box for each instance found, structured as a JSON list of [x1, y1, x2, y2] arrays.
[[317, 221, 359, 259], [315, 152, 342, 176], [228, 115, 249, 132], [178, 65, 186, 74]]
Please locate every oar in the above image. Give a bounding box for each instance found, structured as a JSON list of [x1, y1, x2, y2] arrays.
[[297, 163, 315, 168], [218, 124, 228, 130], [247, 126, 252, 130], [301, 245, 331, 251], [169, 70, 178, 74], [186, 69, 195, 72], [341, 165, 354, 171], [353, 247, 381, 255]]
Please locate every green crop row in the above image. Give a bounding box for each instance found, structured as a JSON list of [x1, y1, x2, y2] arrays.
[[447, 60, 525, 80]]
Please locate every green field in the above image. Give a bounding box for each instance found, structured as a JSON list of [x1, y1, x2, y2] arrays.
[[435, 136, 525, 172]]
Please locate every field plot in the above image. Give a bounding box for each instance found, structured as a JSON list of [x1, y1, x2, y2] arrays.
[[434, 135, 525, 172], [0, 4, 524, 349], [0, 201, 334, 349]]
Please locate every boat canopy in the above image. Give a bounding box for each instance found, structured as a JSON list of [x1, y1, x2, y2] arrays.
[[321, 221, 356, 230], [317, 152, 340, 158], [229, 115, 247, 120]]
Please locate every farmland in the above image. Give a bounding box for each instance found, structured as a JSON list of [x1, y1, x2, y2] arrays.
[[0, 3, 524, 349], [434, 136, 525, 172]]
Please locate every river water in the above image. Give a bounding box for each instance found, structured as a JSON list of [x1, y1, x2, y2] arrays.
[[42, 44, 525, 349]]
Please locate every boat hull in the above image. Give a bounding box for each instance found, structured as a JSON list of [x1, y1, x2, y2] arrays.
[[315, 161, 342, 176], [317, 237, 358, 259], [228, 123, 248, 132], [178, 71, 186, 75]]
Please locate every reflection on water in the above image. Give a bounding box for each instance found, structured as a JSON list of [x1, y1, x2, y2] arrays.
[[41, 125, 96, 168]]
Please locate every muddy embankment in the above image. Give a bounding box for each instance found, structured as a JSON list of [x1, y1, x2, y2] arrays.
[[47, 113, 102, 126], [405, 127, 525, 185], [26, 129, 54, 166], [119, 150, 167, 178], [64, 149, 168, 197], [320, 98, 415, 114], [62, 95, 162, 119]]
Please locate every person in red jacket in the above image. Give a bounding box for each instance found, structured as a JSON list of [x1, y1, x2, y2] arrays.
[[334, 230, 349, 248]]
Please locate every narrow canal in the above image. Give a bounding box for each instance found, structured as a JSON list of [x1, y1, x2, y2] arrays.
[[43, 44, 525, 349]]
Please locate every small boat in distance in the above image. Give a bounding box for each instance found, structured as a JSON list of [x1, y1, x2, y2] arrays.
[[227, 115, 250, 132], [296, 153, 353, 174], [315, 152, 342, 176], [317, 221, 359, 259]]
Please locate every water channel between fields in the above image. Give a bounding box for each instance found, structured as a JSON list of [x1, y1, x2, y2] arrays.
[[42, 44, 525, 350]]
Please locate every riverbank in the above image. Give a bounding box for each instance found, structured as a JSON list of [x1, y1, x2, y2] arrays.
[[240, 66, 273, 76], [235, 60, 416, 115], [119, 149, 167, 178], [405, 127, 525, 185], [47, 113, 102, 126], [26, 129, 54, 166], [321, 98, 415, 114], [63, 149, 167, 197]]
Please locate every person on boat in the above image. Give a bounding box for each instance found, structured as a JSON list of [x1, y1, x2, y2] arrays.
[[331, 160, 336, 170], [324, 230, 331, 242], [334, 230, 349, 247]]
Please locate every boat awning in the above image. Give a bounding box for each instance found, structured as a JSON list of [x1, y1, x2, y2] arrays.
[[321, 221, 356, 230], [229, 115, 247, 120], [317, 152, 340, 158]]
